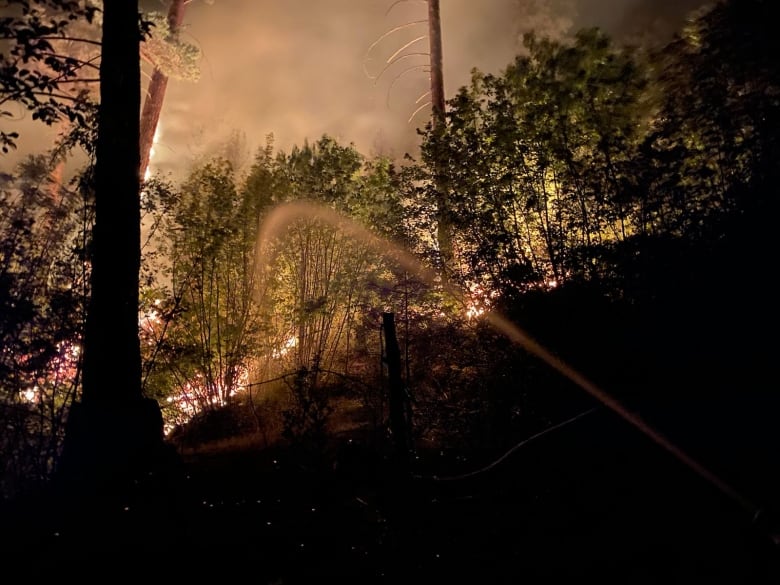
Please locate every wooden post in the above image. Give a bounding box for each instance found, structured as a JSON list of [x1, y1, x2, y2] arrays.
[[383, 312, 411, 465]]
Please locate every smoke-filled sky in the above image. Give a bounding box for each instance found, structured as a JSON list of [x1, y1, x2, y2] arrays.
[[4, 0, 708, 178]]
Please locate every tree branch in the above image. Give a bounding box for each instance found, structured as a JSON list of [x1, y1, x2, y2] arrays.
[[37, 36, 102, 47]]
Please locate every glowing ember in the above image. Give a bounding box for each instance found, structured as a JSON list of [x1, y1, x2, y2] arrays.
[[18, 342, 81, 404], [20, 387, 39, 404], [144, 125, 162, 181], [162, 366, 251, 435], [464, 283, 498, 320], [272, 336, 298, 359]]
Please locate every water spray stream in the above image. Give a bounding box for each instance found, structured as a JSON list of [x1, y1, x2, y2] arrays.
[[254, 202, 762, 520]]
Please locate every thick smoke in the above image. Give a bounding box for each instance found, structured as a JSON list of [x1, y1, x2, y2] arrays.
[[150, 0, 586, 175], [3, 0, 710, 176], [166, 0, 710, 173]]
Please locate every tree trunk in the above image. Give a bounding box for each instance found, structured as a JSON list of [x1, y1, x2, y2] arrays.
[[83, 0, 141, 403], [59, 0, 168, 488], [427, 0, 445, 124], [139, 0, 187, 179], [427, 0, 453, 272]]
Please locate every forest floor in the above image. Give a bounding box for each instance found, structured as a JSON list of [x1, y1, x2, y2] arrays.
[[2, 409, 779, 584]]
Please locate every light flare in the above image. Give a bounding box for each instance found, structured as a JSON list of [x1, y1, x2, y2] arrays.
[[272, 336, 298, 359]]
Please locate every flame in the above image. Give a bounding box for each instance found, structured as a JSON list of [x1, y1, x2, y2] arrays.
[[272, 336, 298, 359], [19, 341, 81, 404], [162, 366, 251, 435], [144, 124, 162, 182], [464, 283, 499, 320]]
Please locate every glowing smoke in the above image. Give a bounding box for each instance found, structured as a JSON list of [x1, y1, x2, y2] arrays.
[[4, 0, 709, 175]]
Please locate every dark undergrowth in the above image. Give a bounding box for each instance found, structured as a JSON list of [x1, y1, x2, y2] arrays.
[[2, 407, 778, 584]]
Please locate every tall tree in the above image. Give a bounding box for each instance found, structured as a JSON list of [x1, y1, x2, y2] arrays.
[[426, 0, 444, 124], [139, 0, 187, 179], [61, 0, 165, 483], [426, 0, 453, 273], [82, 0, 141, 402], [0, 0, 100, 153]]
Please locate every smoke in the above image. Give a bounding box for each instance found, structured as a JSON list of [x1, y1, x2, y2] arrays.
[[151, 0, 574, 176], [2, 0, 711, 177], [152, 0, 713, 177], [609, 0, 712, 45]]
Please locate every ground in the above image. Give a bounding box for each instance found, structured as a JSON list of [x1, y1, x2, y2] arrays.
[[2, 409, 778, 583]]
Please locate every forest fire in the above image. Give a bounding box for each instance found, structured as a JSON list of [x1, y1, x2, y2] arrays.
[[463, 283, 498, 320], [2, 1, 778, 581], [18, 342, 81, 405], [143, 125, 162, 182]]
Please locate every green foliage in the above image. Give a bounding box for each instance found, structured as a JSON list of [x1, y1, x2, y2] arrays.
[[7, 0, 777, 479], [415, 28, 651, 297], [644, 0, 780, 236], [141, 10, 201, 81], [281, 362, 333, 447], [0, 154, 91, 497], [248, 135, 411, 378], [141, 159, 264, 420], [0, 0, 100, 152]]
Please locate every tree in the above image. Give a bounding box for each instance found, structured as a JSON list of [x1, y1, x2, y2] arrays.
[[415, 29, 651, 297], [0, 0, 100, 153], [365, 1, 452, 270], [139, 136, 411, 435], [645, 0, 780, 236], [0, 0, 198, 169], [0, 155, 89, 497], [250, 137, 396, 376], [59, 0, 167, 485], [139, 0, 200, 179], [143, 159, 263, 419], [425, 0, 454, 273]]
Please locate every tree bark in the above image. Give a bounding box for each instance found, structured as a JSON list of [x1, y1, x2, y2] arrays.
[[60, 0, 168, 487], [82, 0, 142, 402], [427, 0, 445, 125], [139, 0, 187, 179], [427, 0, 453, 271]]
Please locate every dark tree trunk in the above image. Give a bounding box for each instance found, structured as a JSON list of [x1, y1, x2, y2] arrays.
[[139, 0, 187, 179], [383, 313, 411, 466], [60, 0, 168, 487], [83, 0, 141, 402]]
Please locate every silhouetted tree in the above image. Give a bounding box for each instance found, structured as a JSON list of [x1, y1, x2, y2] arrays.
[[60, 0, 167, 486]]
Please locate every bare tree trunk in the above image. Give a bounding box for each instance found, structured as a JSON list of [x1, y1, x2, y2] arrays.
[[427, 0, 453, 272], [427, 0, 445, 124], [139, 0, 187, 179]]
